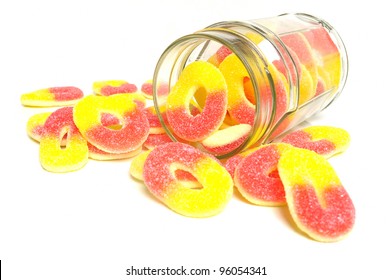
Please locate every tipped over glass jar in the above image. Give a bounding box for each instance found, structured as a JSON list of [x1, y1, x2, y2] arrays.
[[152, 13, 348, 158]]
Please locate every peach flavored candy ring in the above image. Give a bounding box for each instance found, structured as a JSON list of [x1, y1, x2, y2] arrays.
[[143, 142, 233, 217], [39, 107, 88, 172], [166, 61, 228, 142], [93, 80, 138, 96], [281, 126, 350, 158], [278, 148, 355, 242], [73, 93, 149, 154], [21, 86, 84, 107], [234, 143, 292, 206]]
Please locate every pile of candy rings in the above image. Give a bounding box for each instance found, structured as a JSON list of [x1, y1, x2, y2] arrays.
[[21, 64, 355, 243]]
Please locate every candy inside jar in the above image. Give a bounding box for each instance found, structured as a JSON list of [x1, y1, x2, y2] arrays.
[[152, 13, 348, 158]]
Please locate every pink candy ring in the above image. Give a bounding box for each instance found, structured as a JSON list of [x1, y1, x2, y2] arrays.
[[21, 86, 83, 107], [281, 126, 350, 158], [166, 61, 228, 142], [278, 147, 355, 242], [141, 79, 169, 99], [143, 142, 233, 217], [39, 107, 88, 172], [73, 93, 149, 153], [93, 80, 138, 96], [234, 143, 292, 206]]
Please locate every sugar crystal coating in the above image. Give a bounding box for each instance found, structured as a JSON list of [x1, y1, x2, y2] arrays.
[[278, 147, 355, 242], [281, 126, 350, 158], [166, 61, 228, 142], [93, 80, 137, 96], [143, 142, 233, 217], [234, 143, 292, 206], [73, 94, 149, 153], [201, 124, 251, 156], [88, 142, 142, 161], [21, 86, 83, 107], [143, 133, 173, 150]]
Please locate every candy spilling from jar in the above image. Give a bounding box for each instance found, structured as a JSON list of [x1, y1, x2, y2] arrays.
[[153, 23, 344, 157], [21, 14, 354, 242]]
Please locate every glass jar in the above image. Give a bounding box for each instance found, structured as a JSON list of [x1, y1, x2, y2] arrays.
[[152, 13, 348, 158]]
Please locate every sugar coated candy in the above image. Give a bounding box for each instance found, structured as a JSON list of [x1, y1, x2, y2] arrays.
[[234, 143, 292, 206], [166, 61, 228, 142], [278, 148, 355, 242], [281, 126, 350, 158], [21, 86, 83, 107], [39, 107, 88, 172], [143, 142, 233, 217]]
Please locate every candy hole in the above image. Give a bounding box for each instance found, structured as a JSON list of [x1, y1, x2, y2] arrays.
[[175, 169, 203, 190], [192, 87, 207, 114], [100, 113, 123, 130], [268, 168, 280, 179], [59, 126, 70, 149]]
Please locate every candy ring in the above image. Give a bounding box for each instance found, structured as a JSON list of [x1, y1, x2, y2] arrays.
[[281, 125, 350, 158], [234, 143, 292, 206], [220, 54, 288, 125], [278, 147, 355, 242], [21, 86, 83, 107], [141, 79, 169, 99], [93, 80, 137, 96], [88, 143, 142, 161], [303, 27, 341, 88], [39, 107, 88, 172], [280, 33, 318, 98], [143, 142, 233, 217], [166, 61, 228, 142], [219, 54, 255, 125], [73, 93, 149, 153], [200, 124, 251, 156]]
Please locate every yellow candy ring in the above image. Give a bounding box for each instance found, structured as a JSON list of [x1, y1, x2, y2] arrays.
[[21, 86, 83, 107], [143, 142, 233, 217], [166, 61, 228, 142], [73, 93, 149, 154], [278, 148, 355, 242], [281, 125, 350, 158]]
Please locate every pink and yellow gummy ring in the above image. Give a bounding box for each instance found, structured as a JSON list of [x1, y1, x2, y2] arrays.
[[39, 107, 88, 172], [278, 148, 355, 242], [143, 142, 233, 217], [234, 143, 292, 206], [93, 80, 138, 96], [166, 61, 228, 142], [21, 86, 84, 107], [73, 93, 149, 154], [26, 112, 53, 142], [281, 125, 350, 158], [219, 54, 255, 125]]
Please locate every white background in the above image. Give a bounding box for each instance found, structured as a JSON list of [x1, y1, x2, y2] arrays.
[[0, 0, 390, 279]]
